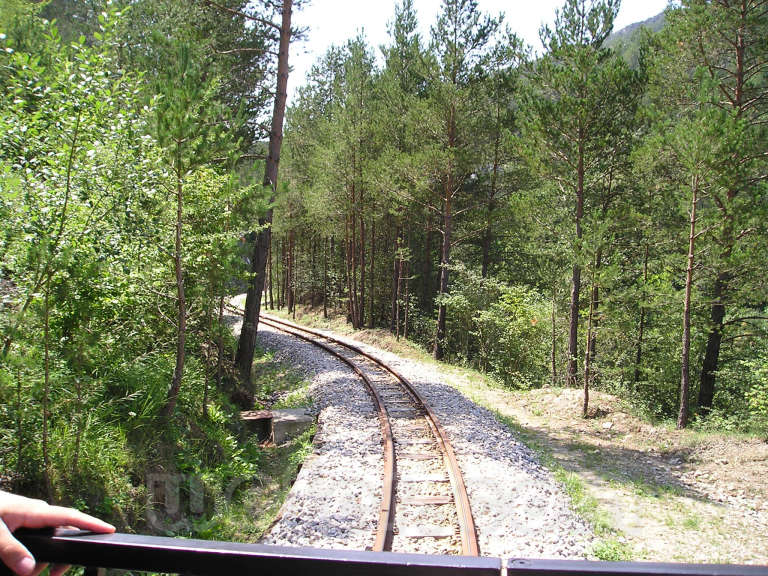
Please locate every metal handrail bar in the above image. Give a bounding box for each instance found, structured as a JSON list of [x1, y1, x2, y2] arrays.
[[6, 530, 500, 576], [507, 558, 768, 576], [5, 530, 768, 576]]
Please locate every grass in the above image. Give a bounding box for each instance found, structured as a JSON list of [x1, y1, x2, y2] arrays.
[[592, 538, 634, 562], [194, 425, 315, 542], [251, 347, 312, 410], [190, 346, 316, 543], [474, 402, 633, 559]]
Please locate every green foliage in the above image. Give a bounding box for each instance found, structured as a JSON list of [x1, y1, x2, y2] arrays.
[[0, 0, 279, 537], [441, 265, 550, 387], [2, 0, 767, 549]]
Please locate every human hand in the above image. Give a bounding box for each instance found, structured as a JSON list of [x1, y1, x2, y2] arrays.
[[0, 491, 115, 576]]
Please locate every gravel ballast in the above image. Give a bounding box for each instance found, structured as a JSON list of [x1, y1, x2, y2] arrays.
[[253, 320, 594, 558], [257, 325, 382, 550]]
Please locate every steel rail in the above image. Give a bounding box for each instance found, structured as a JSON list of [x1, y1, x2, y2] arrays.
[[255, 315, 396, 552], [259, 313, 480, 557]]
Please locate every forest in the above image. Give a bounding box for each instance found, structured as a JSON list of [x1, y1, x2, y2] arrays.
[[1, 0, 767, 537]]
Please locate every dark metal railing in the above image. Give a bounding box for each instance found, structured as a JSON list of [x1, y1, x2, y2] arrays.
[[4, 530, 767, 576]]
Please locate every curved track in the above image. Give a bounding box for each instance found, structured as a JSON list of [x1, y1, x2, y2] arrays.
[[256, 313, 479, 556]]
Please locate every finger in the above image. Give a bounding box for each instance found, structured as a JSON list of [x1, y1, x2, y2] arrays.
[[0, 519, 36, 576], [16, 505, 115, 534], [49, 563, 70, 576]]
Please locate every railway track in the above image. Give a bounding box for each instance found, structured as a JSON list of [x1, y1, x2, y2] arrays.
[[244, 310, 479, 556]]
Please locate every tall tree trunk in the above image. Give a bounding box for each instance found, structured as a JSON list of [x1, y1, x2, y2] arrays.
[[391, 225, 402, 332], [567, 138, 585, 387], [164, 158, 186, 419], [698, 271, 728, 412], [277, 238, 283, 309], [588, 247, 602, 365], [434, 192, 452, 360], [403, 257, 410, 340], [292, 235, 298, 319], [481, 232, 491, 279], [350, 206, 360, 328], [369, 218, 375, 328], [42, 273, 53, 502], [72, 342, 84, 475], [434, 104, 456, 361], [268, 235, 274, 310], [323, 236, 329, 319], [698, 4, 749, 415], [551, 282, 558, 387], [217, 294, 225, 390], [16, 369, 23, 480], [396, 246, 404, 340], [583, 246, 602, 410], [422, 221, 432, 309], [286, 230, 295, 313], [359, 206, 366, 328], [633, 244, 649, 386], [235, 0, 292, 388], [203, 296, 212, 418], [583, 276, 596, 418], [345, 215, 354, 325], [482, 114, 501, 278], [679, 175, 699, 429]]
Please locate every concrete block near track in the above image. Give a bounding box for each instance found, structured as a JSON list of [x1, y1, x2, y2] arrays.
[[240, 410, 273, 442], [272, 408, 314, 444]]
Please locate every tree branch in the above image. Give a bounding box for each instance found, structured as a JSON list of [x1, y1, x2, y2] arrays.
[[203, 0, 282, 32]]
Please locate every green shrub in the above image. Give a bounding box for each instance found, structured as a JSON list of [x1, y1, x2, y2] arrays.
[[442, 265, 550, 387]]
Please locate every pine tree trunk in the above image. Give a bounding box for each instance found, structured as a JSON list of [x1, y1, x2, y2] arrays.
[[567, 138, 585, 387], [72, 342, 84, 475], [42, 273, 53, 501], [235, 0, 292, 386], [434, 192, 452, 360], [678, 175, 699, 429], [293, 235, 298, 319], [16, 369, 23, 480], [697, 4, 749, 414], [345, 215, 354, 325], [268, 235, 274, 310], [287, 230, 295, 314], [217, 294, 225, 390], [391, 225, 401, 332], [323, 236, 329, 319], [404, 258, 410, 340], [583, 247, 602, 409], [551, 282, 558, 387], [350, 198, 360, 328], [633, 244, 649, 386], [482, 115, 500, 278], [434, 103, 456, 361], [165, 159, 186, 418], [276, 238, 283, 309], [583, 279, 595, 418], [423, 217, 432, 309], [588, 247, 602, 366], [698, 272, 728, 412], [369, 218, 375, 328], [360, 207, 366, 328]]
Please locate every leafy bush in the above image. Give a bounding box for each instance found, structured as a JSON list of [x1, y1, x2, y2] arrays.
[[443, 265, 550, 387]]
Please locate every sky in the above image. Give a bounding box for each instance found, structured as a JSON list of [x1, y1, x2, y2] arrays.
[[287, 0, 669, 104]]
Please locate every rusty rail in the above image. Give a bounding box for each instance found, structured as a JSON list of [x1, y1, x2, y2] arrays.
[[259, 313, 480, 556], [256, 315, 396, 551]]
